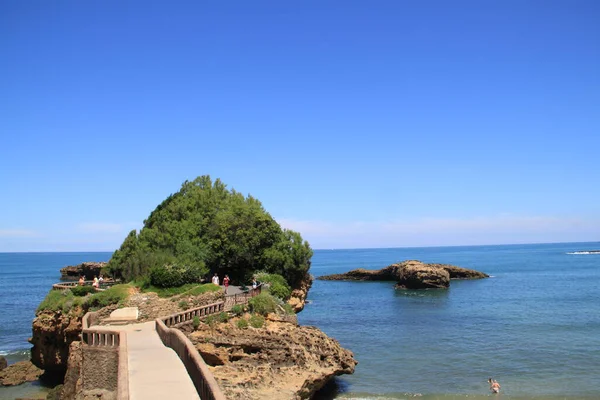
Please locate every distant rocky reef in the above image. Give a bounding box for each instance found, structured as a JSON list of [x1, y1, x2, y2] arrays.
[[60, 261, 107, 280], [318, 260, 488, 289]]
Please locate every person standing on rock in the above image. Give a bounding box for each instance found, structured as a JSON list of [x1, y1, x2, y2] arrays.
[[223, 275, 230, 294]]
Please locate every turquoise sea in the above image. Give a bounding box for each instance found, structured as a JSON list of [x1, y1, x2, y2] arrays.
[[1, 242, 599, 399]]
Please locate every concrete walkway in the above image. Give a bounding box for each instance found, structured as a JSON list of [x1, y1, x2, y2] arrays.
[[93, 322, 200, 400]]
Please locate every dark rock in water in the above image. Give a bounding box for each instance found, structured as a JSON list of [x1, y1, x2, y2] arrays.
[[0, 356, 6, 371], [60, 262, 107, 280], [0, 361, 43, 386], [317, 266, 397, 281], [394, 261, 450, 289], [318, 260, 488, 289]]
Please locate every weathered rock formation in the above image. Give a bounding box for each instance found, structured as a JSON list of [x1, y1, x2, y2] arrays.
[[0, 356, 6, 371], [185, 314, 357, 400], [60, 341, 82, 399], [287, 273, 313, 313], [0, 361, 43, 386], [60, 262, 107, 280], [318, 260, 488, 289], [394, 261, 450, 289], [30, 310, 85, 376]]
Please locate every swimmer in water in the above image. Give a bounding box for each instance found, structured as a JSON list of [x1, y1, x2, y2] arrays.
[[488, 377, 501, 393]]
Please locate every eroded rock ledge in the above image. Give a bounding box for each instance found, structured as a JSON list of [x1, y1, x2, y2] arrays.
[[287, 273, 313, 313], [60, 262, 107, 280], [318, 260, 488, 289], [184, 314, 357, 400]]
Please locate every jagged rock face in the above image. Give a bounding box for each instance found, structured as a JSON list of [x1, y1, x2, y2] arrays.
[[60, 341, 82, 400], [60, 262, 107, 280], [30, 311, 84, 375], [187, 316, 357, 400], [394, 261, 450, 289], [287, 273, 313, 313], [0, 361, 43, 386]]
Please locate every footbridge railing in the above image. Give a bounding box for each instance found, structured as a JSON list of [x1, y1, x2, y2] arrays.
[[154, 285, 262, 400], [224, 284, 262, 311], [155, 302, 227, 400], [52, 281, 115, 291], [81, 311, 129, 399]]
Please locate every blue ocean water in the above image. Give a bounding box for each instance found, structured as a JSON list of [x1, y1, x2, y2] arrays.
[[299, 242, 600, 400], [0, 252, 111, 399], [0, 244, 598, 399]]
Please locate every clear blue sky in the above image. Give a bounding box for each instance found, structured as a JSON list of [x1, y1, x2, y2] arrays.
[[1, 1, 599, 251]]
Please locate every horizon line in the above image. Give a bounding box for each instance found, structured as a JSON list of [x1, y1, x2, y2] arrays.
[[1, 240, 598, 254]]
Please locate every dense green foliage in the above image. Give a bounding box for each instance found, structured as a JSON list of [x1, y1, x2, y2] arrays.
[[37, 290, 84, 313], [248, 292, 278, 315], [230, 304, 244, 316], [70, 286, 96, 297], [249, 314, 265, 328], [149, 264, 204, 288], [192, 316, 200, 330], [218, 311, 229, 323], [139, 283, 221, 298], [236, 318, 249, 329], [255, 272, 291, 299], [107, 176, 312, 288], [84, 284, 131, 309], [37, 285, 132, 313]]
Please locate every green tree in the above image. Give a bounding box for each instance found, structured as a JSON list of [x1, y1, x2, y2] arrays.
[[107, 175, 312, 288]]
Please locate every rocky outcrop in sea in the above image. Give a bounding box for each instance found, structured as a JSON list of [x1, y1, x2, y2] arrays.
[[0, 360, 43, 386], [318, 260, 488, 289], [59, 262, 107, 280]]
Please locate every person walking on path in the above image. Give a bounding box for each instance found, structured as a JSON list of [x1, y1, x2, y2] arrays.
[[212, 273, 219, 286], [78, 275, 85, 286], [252, 277, 257, 289], [223, 275, 230, 294]]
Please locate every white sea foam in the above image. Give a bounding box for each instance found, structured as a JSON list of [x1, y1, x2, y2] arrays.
[[0, 349, 30, 357], [567, 251, 600, 255]]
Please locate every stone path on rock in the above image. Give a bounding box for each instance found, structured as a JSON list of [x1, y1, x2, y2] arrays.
[[92, 321, 200, 400]]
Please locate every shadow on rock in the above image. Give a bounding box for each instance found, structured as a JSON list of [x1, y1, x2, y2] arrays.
[[311, 377, 351, 400]]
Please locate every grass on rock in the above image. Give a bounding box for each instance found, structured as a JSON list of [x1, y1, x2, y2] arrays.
[[37, 284, 133, 314], [138, 282, 221, 298]]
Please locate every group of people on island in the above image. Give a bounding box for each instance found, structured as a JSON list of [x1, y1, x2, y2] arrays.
[[211, 273, 258, 294], [78, 274, 104, 288]]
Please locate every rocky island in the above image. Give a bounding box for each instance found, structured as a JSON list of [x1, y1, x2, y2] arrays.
[[319, 260, 488, 289], [29, 176, 356, 399]]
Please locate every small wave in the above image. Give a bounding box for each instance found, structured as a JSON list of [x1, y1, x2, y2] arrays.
[[567, 250, 600, 255], [0, 348, 30, 357]]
